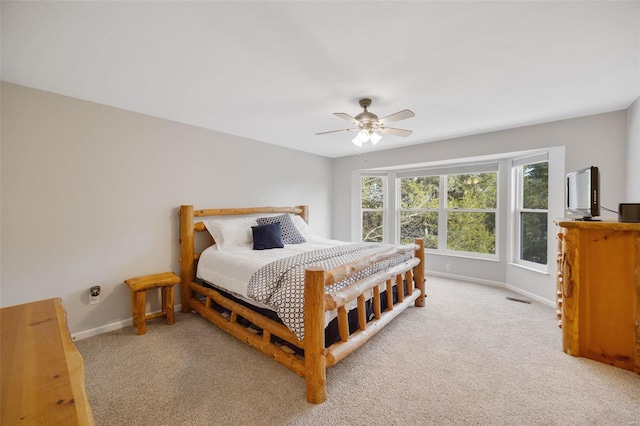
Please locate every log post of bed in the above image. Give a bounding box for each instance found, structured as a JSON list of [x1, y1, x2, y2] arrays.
[[413, 238, 426, 307], [179, 205, 195, 313], [304, 267, 327, 404], [298, 205, 309, 223]]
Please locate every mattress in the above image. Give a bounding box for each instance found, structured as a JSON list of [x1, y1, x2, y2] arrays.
[[196, 234, 350, 311]]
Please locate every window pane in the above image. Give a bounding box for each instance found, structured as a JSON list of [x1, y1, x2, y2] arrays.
[[400, 176, 439, 209], [362, 211, 383, 242], [523, 162, 548, 209], [362, 176, 384, 209], [520, 212, 547, 264], [447, 173, 497, 209], [400, 211, 438, 249], [447, 212, 496, 254]]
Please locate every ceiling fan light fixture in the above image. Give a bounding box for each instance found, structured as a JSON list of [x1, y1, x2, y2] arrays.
[[316, 98, 414, 148], [370, 132, 382, 145], [357, 129, 370, 143]]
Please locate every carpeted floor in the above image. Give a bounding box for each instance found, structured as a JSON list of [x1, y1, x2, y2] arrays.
[[76, 277, 640, 425]]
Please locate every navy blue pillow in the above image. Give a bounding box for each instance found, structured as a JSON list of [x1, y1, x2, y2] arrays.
[[256, 214, 306, 244], [252, 222, 284, 250]]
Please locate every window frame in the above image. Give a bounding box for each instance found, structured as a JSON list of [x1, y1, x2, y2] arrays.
[[443, 170, 499, 259], [512, 155, 549, 272], [395, 163, 500, 260], [360, 173, 388, 243], [396, 175, 441, 250]]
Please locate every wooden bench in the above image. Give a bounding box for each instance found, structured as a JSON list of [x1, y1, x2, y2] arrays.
[[124, 272, 180, 335]]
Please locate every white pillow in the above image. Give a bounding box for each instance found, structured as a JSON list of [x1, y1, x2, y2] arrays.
[[203, 218, 258, 250], [290, 214, 315, 235]]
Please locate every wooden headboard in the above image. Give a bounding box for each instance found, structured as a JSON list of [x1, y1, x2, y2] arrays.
[[178, 205, 308, 312]]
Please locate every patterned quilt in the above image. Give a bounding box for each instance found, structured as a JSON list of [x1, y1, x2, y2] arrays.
[[247, 242, 412, 340]]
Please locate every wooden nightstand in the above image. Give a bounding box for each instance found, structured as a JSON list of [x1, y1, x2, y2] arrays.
[[124, 272, 180, 335]]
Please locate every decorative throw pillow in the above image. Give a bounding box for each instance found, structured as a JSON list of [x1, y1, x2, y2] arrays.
[[257, 214, 306, 244], [251, 223, 284, 250], [203, 218, 257, 250]]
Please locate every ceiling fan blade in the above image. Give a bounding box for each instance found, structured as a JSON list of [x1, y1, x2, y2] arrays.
[[380, 127, 413, 137], [378, 109, 415, 124], [334, 112, 360, 124], [315, 128, 357, 135]]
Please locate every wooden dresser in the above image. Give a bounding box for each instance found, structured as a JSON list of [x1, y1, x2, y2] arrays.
[[556, 220, 640, 373], [1, 298, 94, 425]]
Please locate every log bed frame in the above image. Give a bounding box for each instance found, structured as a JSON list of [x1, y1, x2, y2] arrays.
[[179, 205, 426, 404]]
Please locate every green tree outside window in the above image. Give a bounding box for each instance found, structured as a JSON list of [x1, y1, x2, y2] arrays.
[[446, 173, 497, 254], [362, 176, 384, 242], [519, 162, 548, 265], [399, 176, 439, 248]]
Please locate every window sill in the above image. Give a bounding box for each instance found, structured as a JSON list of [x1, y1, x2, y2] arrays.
[[426, 250, 500, 262], [509, 262, 549, 275]]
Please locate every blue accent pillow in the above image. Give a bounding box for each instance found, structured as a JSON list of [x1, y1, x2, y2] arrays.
[[256, 214, 306, 244], [252, 222, 284, 250]]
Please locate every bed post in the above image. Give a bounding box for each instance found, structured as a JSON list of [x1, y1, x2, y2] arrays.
[[304, 267, 326, 404], [413, 238, 426, 307], [179, 205, 195, 314], [297, 205, 309, 223]]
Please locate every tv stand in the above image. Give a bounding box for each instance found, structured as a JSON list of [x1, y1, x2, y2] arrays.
[[556, 220, 640, 374]]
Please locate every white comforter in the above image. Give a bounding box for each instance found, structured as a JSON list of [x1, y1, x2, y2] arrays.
[[196, 234, 350, 310]]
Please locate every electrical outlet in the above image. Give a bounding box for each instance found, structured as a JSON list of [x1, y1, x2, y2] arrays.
[[90, 286, 101, 304], [445, 263, 451, 271]]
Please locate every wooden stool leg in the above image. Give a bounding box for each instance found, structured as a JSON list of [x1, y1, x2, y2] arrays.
[[135, 290, 146, 335], [130, 290, 137, 327], [161, 287, 167, 316], [165, 286, 175, 325]]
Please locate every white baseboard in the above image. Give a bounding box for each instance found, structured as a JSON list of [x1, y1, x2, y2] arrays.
[[426, 270, 555, 308], [504, 285, 555, 307], [73, 273, 556, 341], [425, 270, 506, 288], [72, 304, 182, 341], [71, 318, 131, 341]]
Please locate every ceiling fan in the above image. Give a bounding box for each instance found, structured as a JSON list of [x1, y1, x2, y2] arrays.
[[316, 98, 415, 147]]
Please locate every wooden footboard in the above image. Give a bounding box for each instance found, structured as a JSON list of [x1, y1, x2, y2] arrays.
[[178, 205, 425, 404]]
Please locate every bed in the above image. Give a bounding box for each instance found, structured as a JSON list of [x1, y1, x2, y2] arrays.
[[179, 205, 425, 403]]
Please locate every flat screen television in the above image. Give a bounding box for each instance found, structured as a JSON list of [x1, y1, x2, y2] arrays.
[[566, 166, 600, 220]]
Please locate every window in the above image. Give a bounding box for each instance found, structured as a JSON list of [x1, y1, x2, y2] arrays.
[[361, 175, 385, 242], [446, 172, 497, 255], [396, 165, 498, 258], [356, 151, 554, 272], [514, 159, 548, 267], [398, 176, 439, 248]]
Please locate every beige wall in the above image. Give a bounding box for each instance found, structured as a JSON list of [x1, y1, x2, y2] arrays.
[[630, 3, 640, 200], [0, 82, 333, 337], [627, 97, 640, 200]]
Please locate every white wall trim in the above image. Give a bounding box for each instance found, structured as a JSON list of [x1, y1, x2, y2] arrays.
[[71, 273, 558, 340], [71, 304, 182, 341], [505, 284, 555, 307], [426, 270, 506, 288], [71, 318, 131, 341]]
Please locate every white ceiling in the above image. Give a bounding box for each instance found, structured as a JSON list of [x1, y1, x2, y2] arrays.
[[2, 1, 639, 158]]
